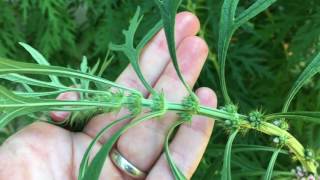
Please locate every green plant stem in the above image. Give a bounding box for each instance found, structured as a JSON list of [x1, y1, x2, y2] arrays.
[[141, 99, 317, 174], [2, 93, 316, 174]]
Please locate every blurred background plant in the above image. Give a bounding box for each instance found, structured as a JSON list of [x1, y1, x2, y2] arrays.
[[1, 0, 320, 179]]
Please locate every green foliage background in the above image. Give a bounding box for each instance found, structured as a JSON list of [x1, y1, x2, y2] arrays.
[[1, 0, 320, 179]]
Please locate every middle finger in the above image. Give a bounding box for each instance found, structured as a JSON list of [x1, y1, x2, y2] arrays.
[[117, 36, 209, 172]]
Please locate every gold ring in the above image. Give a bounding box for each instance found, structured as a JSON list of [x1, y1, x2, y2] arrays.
[[110, 148, 147, 179]]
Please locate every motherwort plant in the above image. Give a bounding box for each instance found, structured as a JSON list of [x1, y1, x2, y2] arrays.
[[0, 0, 319, 179]]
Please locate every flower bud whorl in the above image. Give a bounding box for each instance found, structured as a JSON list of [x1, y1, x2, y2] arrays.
[[247, 110, 263, 128]]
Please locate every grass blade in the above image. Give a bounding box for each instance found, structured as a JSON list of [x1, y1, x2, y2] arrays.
[[263, 148, 281, 180], [221, 129, 239, 180], [283, 52, 320, 112]]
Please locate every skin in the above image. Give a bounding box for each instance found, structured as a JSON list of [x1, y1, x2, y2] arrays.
[[0, 12, 217, 180]]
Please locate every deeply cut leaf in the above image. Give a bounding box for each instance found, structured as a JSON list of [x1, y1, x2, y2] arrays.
[[154, 0, 195, 97], [109, 7, 161, 95], [218, 0, 277, 103]]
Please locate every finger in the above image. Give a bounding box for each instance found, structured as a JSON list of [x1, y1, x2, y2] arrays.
[[116, 12, 200, 96], [147, 88, 217, 179], [84, 12, 200, 140], [50, 12, 199, 124], [50, 91, 80, 122], [117, 36, 209, 171]]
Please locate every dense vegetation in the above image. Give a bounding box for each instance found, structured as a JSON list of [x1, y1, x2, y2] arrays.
[[1, 0, 320, 179]]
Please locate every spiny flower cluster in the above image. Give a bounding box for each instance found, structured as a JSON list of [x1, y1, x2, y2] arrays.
[[179, 95, 199, 122], [221, 104, 240, 129], [151, 93, 166, 112], [126, 93, 142, 115], [247, 110, 263, 128], [272, 119, 289, 131]]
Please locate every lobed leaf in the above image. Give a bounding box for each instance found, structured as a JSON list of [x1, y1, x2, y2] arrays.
[[154, 0, 195, 97], [218, 0, 277, 103], [109, 7, 159, 95]]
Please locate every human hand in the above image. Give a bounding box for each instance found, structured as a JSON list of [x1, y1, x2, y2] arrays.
[[0, 12, 217, 180]]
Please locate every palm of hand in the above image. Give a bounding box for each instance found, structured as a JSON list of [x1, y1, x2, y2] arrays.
[[0, 12, 217, 180]]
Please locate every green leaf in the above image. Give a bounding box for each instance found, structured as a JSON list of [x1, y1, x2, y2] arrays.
[[109, 7, 158, 95], [207, 144, 288, 154], [264, 111, 320, 124], [137, 21, 162, 51], [218, 0, 240, 103], [0, 73, 64, 89], [0, 86, 49, 128], [0, 85, 119, 110], [0, 107, 34, 129], [78, 114, 133, 180], [234, 0, 277, 28], [218, 0, 276, 103], [263, 148, 281, 180], [164, 120, 187, 180], [221, 129, 239, 180], [82, 111, 163, 180], [283, 52, 320, 112], [80, 56, 90, 97], [97, 52, 113, 77], [0, 57, 136, 93], [19, 42, 62, 85], [154, 0, 195, 97]]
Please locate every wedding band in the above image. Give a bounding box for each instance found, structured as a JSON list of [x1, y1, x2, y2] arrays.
[[110, 149, 147, 179]]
